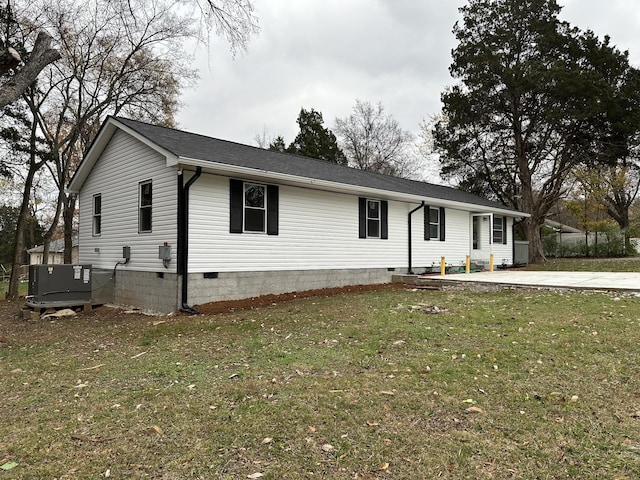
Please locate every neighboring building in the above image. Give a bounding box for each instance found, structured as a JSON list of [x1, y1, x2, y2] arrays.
[[68, 117, 527, 313], [27, 238, 79, 265]]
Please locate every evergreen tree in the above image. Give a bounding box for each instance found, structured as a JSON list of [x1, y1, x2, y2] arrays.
[[287, 108, 347, 165], [432, 0, 640, 263]]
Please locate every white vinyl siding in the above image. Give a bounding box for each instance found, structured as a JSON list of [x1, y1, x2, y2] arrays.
[[415, 208, 471, 267], [470, 215, 513, 266], [491, 217, 513, 265], [187, 173, 503, 272], [77, 130, 514, 275], [77, 130, 178, 271]]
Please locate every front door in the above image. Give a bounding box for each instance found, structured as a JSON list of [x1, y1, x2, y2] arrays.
[[471, 213, 492, 263]]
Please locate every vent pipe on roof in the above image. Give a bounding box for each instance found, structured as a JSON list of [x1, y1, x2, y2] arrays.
[[178, 167, 202, 314], [408, 202, 425, 274]]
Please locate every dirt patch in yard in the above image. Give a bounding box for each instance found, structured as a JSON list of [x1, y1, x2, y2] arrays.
[[0, 282, 406, 327], [193, 282, 406, 315]]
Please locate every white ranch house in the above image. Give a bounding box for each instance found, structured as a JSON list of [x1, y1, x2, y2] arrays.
[[68, 117, 526, 313]]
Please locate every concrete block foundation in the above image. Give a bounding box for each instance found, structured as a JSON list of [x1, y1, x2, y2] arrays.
[[98, 267, 403, 314]]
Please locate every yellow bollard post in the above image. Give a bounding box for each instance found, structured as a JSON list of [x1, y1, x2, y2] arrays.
[[465, 255, 470, 274], [489, 254, 494, 272], [440, 256, 446, 276]]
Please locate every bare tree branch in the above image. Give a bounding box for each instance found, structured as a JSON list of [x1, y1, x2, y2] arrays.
[[0, 31, 60, 109]]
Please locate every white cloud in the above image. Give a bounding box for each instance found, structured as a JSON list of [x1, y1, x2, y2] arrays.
[[176, 0, 640, 149]]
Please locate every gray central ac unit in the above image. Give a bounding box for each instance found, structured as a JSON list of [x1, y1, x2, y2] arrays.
[[26, 264, 92, 308]]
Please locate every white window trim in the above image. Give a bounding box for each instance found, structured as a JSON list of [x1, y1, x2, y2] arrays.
[[366, 199, 381, 238], [92, 193, 101, 236], [139, 180, 152, 233], [429, 207, 440, 240], [243, 181, 267, 233], [492, 216, 504, 244]]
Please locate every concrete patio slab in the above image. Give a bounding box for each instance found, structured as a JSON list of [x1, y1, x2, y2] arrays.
[[438, 270, 640, 292]]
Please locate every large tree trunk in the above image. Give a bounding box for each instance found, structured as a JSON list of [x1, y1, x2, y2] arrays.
[[521, 216, 546, 264], [63, 193, 76, 264], [6, 162, 39, 298], [606, 204, 632, 254]]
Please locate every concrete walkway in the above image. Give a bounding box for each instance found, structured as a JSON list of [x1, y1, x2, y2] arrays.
[[437, 270, 640, 292]]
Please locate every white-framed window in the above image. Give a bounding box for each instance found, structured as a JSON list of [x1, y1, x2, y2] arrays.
[[230, 179, 279, 235], [92, 194, 102, 236], [424, 206, 445, 241], [139, 180, 152, 233], [366, 199, 381, 238], [358, 197, 388, 239], [492, 216, 504, 244], [429, 207, 440, 239], [243, 182, 266, 233]]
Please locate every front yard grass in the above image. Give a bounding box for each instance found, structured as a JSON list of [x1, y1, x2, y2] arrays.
[[526, 256, 640, 272], [1, 286, 640, 479]]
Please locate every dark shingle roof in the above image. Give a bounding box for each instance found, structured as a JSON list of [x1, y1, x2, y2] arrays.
[[116, 117, 519, 213]]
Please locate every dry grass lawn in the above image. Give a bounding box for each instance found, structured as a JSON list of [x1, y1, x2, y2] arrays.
[[1, 283, 640, 479]]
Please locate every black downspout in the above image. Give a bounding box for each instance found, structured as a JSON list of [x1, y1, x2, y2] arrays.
[[178, 167, 202, 314], [408, 202, 425, 274]]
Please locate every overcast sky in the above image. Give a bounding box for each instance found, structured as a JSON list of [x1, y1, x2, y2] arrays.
[[175, 0, 640, 150]]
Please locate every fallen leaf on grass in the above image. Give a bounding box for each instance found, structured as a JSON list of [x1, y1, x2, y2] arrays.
[[379, 462, 390, 471], [247, 473, 264, 479], [380, 391, 395, 396], [465, 406, 484, 414], [77, 364, 105, 371], [261, 437, 273, 444], [321, 444, 335, 452], [150, 425, 163, 435], [366, 421, 380, 426], [0, 462, 18, 471]]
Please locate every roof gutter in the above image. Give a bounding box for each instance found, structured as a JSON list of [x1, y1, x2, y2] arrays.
[[171, 156, 528, 218], [408, 202, 425, 274], [178, 167, 202, 314]]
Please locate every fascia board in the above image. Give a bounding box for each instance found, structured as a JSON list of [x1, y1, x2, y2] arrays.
[[68, 117, 179, 193], [175, 156, 529, 218]]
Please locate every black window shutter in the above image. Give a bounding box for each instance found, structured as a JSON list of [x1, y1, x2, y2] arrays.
[[358, 197, 366, 238], [229, 179, 243, 233], [424, 204, 431, 241], [503, 216, 507, 244], [267, 185, 279, 235], [381, 200, 388, 239], [439, 207, 446, 241]]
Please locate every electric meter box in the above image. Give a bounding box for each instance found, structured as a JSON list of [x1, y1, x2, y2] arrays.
[[27, 264, 92, 308]]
